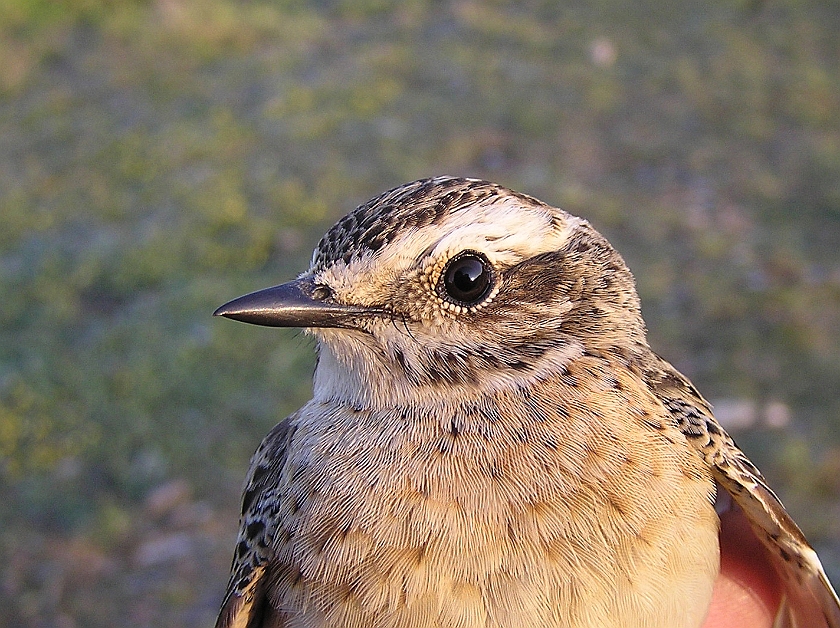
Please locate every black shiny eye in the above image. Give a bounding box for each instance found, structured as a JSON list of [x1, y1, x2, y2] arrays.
[[440, 251, 493, 306]]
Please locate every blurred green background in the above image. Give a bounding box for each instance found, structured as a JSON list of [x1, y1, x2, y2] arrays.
[[1, 0, 838, 626]]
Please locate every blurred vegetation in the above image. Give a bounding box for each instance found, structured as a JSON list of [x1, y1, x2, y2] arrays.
[[1, 0, 839, 625]]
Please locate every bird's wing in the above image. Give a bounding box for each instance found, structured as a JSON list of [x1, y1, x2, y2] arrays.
[[215, 417, 296, 628], [646, 357, 840, 628]]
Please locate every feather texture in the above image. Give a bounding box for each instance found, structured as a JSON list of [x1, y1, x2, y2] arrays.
[[214, 177, 840, 628]]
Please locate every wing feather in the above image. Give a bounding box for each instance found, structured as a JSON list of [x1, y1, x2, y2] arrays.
[[215, 418, 296, 628], [646, 356, 840, 628]]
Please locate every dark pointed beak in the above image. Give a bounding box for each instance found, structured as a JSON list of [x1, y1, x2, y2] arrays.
[[213, 277, 375, 329]]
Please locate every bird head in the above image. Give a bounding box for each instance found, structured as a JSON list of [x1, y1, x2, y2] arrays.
[[215, 177, 647, 408]]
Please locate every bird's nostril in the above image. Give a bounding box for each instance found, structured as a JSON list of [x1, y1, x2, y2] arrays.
[[311, 284, 333, 301]]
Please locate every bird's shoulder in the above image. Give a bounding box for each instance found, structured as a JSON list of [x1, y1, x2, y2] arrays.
[[644, 353, 840, 628], [215, 416, 297, 628]]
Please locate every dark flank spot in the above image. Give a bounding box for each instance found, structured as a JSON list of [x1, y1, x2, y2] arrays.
[[236, 540, 249, 559], [246, 520, 266, 539], [337, 214, 355, 232], [237, 573, 252, 590], [251, 466, 269, 484], [779, 548, 791, 562], [542, 436, 558, 450], [241, 466, 269, 514], [448, 418, 461, 437], [242, 487, 259, 515]]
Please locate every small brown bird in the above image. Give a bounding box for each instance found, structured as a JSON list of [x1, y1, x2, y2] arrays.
[[213, 177, 840, 628]]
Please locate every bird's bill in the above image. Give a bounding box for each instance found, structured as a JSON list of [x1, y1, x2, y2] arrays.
[[213, 277, 371, 329]]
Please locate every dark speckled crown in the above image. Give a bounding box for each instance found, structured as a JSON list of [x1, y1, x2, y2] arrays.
[[311, 176, 545, 271]]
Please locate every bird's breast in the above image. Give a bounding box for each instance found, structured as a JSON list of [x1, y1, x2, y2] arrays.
[[268, 358, 719, 628]]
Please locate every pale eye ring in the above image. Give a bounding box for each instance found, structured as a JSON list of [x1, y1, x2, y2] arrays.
[[438, 251, 494, 306]]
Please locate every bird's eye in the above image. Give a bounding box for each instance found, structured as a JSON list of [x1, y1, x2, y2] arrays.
[[439, 251, 494, 306]]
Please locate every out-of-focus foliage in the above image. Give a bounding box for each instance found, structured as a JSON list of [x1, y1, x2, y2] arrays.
[[0, 0, 838, 625]]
